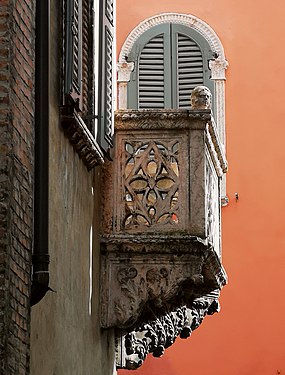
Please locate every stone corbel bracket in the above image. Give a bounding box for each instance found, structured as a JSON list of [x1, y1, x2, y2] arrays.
[[60, 106, 104, 170], [116, 291, 221, 369], [101, 235, 227, 329]]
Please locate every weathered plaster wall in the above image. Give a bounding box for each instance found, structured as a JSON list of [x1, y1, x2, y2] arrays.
[[117, 1, 285, 374], [30, 144, 115, 375], [30, 2, 115, 374]]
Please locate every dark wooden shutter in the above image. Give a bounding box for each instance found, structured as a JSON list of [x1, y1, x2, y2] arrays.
[[97, 0, 114, 152], [65, 0, 83, 110]]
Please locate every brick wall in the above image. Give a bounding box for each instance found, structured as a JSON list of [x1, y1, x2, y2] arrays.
[[0, 0, 35, 374]]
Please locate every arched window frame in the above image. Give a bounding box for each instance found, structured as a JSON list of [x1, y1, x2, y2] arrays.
[[117, 13, 228, 201], [127, 23, 216, 111]]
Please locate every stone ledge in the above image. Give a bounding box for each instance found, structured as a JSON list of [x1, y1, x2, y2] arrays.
[[101, 238, 227, 329], [115, 109, 211, 130], [61, 106, 104, 170]]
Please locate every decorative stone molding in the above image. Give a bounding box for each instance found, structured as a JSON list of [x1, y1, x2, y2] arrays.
[[209, 56, 229, 80], [115, 109, 210, 128], [101, 236, 227, 328], [117, 62, 135, 82], [117, 13, 228, 94], [206, 119, 228, 176], [117, 62, 135, 110], [118, 13, 226, 63], [61, 106, 104, 169]]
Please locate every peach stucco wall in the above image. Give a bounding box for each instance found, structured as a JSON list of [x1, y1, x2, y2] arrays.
[[117, 1, 285, 374]]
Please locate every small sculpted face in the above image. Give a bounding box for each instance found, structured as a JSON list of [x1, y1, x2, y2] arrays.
[[191, 86, 212, 109]]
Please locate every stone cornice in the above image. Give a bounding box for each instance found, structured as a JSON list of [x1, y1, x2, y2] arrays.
[[115, 109, 211, 130]]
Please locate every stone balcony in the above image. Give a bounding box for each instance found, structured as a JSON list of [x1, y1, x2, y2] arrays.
[[100, 88, 228, 369]]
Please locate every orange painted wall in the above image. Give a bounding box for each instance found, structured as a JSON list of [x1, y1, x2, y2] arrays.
[[116, 1, 285, 374]]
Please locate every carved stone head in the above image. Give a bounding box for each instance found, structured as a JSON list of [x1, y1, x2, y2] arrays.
[[190, 86, 212, 110]]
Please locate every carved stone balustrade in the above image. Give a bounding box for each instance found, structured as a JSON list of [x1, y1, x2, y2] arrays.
[[101, 89, 228, 369]]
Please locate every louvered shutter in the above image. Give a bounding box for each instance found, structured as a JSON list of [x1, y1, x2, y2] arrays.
[[138, 34, 165, 109], [127, 23, 215, 111], [97, 0, 114, 152], [128, 24, 171, 109], [171, 24, 214, 109], [176, 34, 204, 108], [65, 0, 83, 110]]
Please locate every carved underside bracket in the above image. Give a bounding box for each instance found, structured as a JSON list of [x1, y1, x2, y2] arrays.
[[101, 235, 226, 329], [116, 291, 220, 369], [101, 235, 227, 369]]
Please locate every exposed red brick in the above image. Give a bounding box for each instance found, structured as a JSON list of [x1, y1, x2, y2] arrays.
[[0, 0, 35, 374]]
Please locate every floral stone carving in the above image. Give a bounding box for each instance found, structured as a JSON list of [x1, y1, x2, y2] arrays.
[[116, 292, 220, 369], [124, 140, 180, 228], [101, 238, 226, 329], [101, 89, 228, 369]]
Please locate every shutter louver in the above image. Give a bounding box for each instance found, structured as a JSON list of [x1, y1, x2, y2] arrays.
[[105, 0, 114, 24], [138, 34, 165, 109], [72, 0, 81, 93], [65, 0, 83, 109], [103, 27, 113, 144], [177, 34, 203, 108], [98, 0, 114, 152]]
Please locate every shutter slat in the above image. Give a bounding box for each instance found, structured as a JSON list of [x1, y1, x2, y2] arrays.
[[178, 58, 203, 64], [140, 54, 164, 60], [139, 65, 164, 70], [139, 82, 165, 87], [138, 103, 164, 108], [178, 52, 202, 57], [139, 76, 164, 80], [179, 68, 203, 73], [140, 91, 164, 95]]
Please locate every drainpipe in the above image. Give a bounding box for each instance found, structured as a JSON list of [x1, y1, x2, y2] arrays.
[[31, 0, 50, 306]]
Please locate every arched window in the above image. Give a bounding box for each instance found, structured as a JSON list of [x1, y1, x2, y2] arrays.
[[127, 23, 216, 111], [117, 13, 228, 202]]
